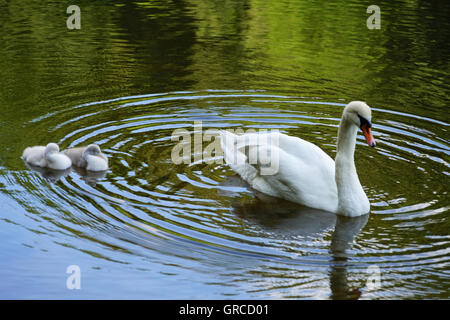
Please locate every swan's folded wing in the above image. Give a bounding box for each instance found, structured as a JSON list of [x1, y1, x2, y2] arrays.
[[275, 132, 335, 165], [219, 131, 338, 212]]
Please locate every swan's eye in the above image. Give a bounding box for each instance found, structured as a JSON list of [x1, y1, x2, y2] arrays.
[[357, 114, 372, 129]]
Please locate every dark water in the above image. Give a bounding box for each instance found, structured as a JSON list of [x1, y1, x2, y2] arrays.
[[0, 0, 449, 299]]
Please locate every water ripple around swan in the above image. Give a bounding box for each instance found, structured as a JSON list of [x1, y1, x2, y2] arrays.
[[3, 90, 449, 299]]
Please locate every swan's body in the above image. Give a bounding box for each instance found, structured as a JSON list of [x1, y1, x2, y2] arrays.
[[220, 101, 376, 217], [64, 144, 108, 171], [22, 143, 72, 170]]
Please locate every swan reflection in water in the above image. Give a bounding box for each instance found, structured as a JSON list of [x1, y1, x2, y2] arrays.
[[329, 214, 369, 300], [223, 175, 370, 299]]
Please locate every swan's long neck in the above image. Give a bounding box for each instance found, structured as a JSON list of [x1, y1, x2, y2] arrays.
[[335, 116, 369, 216], [336, 116, 357, 158]]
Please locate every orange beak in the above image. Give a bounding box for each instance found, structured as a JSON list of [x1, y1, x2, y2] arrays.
[[361, 123, 376, 147]]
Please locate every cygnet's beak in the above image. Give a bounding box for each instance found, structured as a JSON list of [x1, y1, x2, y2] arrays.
[[361, 123, 376, 147]]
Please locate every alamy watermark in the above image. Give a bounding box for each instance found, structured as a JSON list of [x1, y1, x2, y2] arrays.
[[367, 5, 381, 30], [66, 265, 81, 290], [366, 265, 381, 291], [66, 5, 81, 30], [65, 5, 379, 31]]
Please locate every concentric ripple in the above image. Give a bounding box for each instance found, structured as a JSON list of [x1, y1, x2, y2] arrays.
[[7, 90, 450, 298]]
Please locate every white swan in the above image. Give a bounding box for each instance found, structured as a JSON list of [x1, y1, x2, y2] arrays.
[[220, 101, 376, 217], [64, 144, 108, 171], [22, 143, 72, 170]]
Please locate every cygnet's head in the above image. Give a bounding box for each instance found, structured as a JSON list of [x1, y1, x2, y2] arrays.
[[83, 144, 102, 158], [45, 143, 60, 155], [343, 101, 376, 147]]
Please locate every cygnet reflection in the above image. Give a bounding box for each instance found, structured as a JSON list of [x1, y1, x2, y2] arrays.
[[71, 165, 107, 187], [24, 161, 71, 183]]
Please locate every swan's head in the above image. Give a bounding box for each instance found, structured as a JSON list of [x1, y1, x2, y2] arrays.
[[45, 143, 60, 155], [344, 101, 376, 147], [82, 144, 102, 159]]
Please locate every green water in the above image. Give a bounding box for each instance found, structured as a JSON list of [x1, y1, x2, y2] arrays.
[[0, 0, 449, 299]]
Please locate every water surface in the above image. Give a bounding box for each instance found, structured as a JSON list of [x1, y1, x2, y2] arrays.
[[0, 0, 449, 299]]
